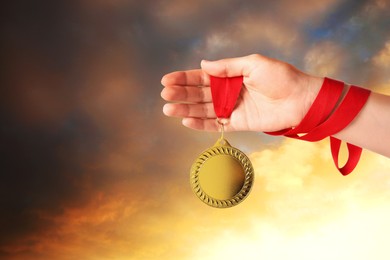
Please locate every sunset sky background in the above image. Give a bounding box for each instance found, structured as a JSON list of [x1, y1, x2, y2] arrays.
[[2, 0, 390, 259]]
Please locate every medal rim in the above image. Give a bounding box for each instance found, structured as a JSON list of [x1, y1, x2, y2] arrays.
[[190, 140, 254, 208]]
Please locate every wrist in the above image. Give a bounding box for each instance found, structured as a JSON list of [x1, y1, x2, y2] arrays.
[[296, 75, 324, 127], [266, 77, 371, 175]]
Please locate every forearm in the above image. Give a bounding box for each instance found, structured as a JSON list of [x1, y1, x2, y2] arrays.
[[333, 91, 390, 157]]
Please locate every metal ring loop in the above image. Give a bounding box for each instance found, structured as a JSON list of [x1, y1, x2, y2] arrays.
[[216, 118, 230, 126], [216, 118, 230, 139]]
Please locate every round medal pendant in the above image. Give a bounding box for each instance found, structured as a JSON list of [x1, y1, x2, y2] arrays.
[[190, 138, 254, 208]]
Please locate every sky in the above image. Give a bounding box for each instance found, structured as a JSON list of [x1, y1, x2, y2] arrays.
[[1, 0, 390, 259]]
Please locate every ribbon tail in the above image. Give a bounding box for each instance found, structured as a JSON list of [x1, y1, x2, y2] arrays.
[[330, 137, 363, 176]]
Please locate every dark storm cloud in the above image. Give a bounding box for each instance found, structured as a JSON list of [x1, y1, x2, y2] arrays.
[[0, 0, 206, 254], [0, 0, 140, 250], [0, 114, 94, 242]]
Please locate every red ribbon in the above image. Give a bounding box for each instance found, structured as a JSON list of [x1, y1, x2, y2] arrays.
[[209, 76, 243, 118], [267, 78, 371, 175], [209, 76, 371, 175]]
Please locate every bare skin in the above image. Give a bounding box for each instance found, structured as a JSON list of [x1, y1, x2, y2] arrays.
[[161, 54, 390, 158]]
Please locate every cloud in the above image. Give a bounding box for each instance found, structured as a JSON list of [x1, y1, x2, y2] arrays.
[[304, 41, 347, 77], [189, 138, 390, 260], [152, 0, 340, 64], [2, 0, 390, 259], [372, 41, 390, 68], [369, 40, 390, 89], [4, 137, 390, 260]]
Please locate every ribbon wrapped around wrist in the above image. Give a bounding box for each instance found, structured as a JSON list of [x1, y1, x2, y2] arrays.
[[266, 77, 371, 175]]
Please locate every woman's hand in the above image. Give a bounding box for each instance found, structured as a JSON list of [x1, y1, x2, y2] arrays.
[[161, 54, 324, 132]]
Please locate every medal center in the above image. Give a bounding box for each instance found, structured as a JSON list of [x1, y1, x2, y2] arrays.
[[198, 154, 245, 200]]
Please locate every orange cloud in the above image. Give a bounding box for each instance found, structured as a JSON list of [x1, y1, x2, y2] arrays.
[[373, 41, 390, 68], [3, 136, 389, 260]]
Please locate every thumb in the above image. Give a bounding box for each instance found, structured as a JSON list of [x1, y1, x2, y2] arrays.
[[200, 54, 260, 77]]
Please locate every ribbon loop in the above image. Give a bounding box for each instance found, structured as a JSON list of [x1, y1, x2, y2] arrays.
[[210, 76, 243, 119]]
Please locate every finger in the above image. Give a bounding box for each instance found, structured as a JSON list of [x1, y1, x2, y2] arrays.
[[163, 103, 216, 118], [161, 69, 210, 87], [182, 118, 238, 132], [182, 118, 219, 131], [201, 54, 264, 77], [161, 86, 212, 103]]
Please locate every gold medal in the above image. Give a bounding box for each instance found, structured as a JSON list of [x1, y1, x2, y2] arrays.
[[190, 120, 254, 208]]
